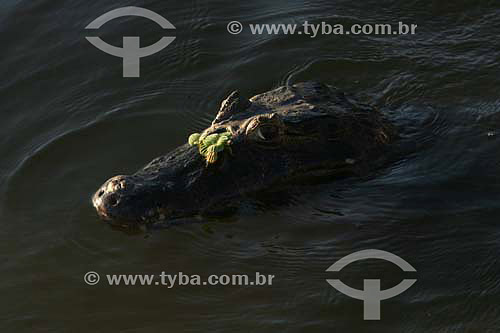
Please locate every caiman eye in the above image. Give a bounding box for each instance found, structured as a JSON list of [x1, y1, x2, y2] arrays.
[[256, 125, 279, 141]]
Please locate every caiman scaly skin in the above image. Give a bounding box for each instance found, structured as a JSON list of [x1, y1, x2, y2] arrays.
[[92, 82, 397, 226]]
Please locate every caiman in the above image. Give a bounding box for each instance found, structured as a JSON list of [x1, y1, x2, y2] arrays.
[[92, 81, 397, 227]]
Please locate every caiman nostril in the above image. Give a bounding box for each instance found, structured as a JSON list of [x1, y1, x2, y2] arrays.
[[107, 195, 119, 207], [98, 190, 105, 197]]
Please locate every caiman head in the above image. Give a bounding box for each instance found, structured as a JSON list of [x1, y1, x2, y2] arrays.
[[92, 82, 397, 227]]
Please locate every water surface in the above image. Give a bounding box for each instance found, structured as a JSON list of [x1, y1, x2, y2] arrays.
[[1, 0, 500, 331]]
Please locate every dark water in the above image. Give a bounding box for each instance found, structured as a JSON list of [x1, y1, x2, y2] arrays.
[[1, 0, 500, 331]]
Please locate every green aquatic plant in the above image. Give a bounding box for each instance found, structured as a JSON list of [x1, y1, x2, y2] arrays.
[[188, 131, 232, 165]]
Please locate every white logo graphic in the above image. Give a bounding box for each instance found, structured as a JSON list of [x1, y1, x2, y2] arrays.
[[227, 21, 243, 35], [84, 271, 100, 285], [326, 249, 416, 320], [85, 7, 176, 77]]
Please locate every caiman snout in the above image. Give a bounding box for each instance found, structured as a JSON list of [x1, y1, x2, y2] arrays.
[[92, 175, 131, 222], [93, 171, 187, 226]]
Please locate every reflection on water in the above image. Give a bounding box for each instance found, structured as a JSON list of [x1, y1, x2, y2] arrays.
[[1, 0, 500, 331]]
